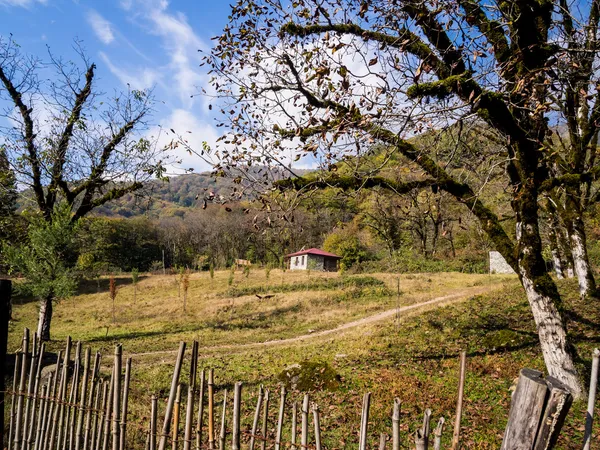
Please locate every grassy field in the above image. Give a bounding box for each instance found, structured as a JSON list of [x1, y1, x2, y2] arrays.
[[7, 269, 599, 449]]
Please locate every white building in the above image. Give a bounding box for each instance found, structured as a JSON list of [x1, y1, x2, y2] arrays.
[[285, 248, 341, 272]]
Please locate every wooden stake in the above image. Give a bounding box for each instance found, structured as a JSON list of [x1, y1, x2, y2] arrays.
[[451, 351, 466, 450], [95, 381, 109, 450], [433, 418, 445, 450], [218, 389, 227, 450], [75, 347, 91, 450], [583, 348, 600, 450], [14, 329, 29, 450], [249, 386, 263, 450], [291, 402, 297, 450], [301, 395, 309, 450], [312, 404, 321, 450], [195, 369, 205, 450], [378, 433, 386, 450], [27, 342, 46, 450], [532, 376, 572, 450], [208, 369, 214, 450], [102, 369, 115, 450], [232, 383, 241, 450], [84, 354, 102, 450], [21, 331, 37, 450], [150, 396, 158, 450], [173, 384, 182, 450], [50, 337, 71, 450], [158, 342, 186, 450], [8, 350, 22, 450], [33, 382, 49, 450], [260, 389, 269, 450], [65, 342, 82, 450], [359, 393, 371, 450], [392, 399, 400, 450], [275, 386, 286, 450], [184, 342, 198, 450], [112, 345, 122, 450], [119, 358, 132, 450]]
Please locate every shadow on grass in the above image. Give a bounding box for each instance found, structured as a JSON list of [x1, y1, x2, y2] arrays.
[[205, 304, 302, 331], [77, 275, 150, 295]]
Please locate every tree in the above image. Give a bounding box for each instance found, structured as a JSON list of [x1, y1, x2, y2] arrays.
[[206, 0, 600, 396], [0, 37, 169, 339], [0, 145, 17, 244], [3, 205, 78, 340]]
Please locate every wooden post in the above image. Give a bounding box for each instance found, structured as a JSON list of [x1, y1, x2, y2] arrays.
[[195, 369, 205, 450], [14, 330, 29, 450], [232, 383, 241, 450], [500, 369, 549, 450], [451, 351, 466, 450], [102, 369, 115, 450], [150, 396, 158, 450], [119, 358, 132, 450], [433, 418, 445, 450], [532, 376, 572, 450], [112, 345, 122, 450], [422, 408, 432, 445], [27, 342, 45, 450], [65, 342, 82, 450], [218, 389, 227, 450], [378, 434, 386, 450], [392, 398, 400, 450], [158, 342, 186, 450], [85, 353, 102, 450], [312, 404, 321, 450], [275, 386, 286, 450], [359, 393, 371, 450], [173, 384, 182, 450], [260, 389, 269, 450], [21, 330, 37, 450], [184, 342, 198, 450], [291, 402, 297, 450], [249, 386, 263, 450], [583, 348, 600, 450], [0, 279, 11, 450], [8, 349, 21, 450], [208, 369, 215, 450], [300, 395, 309, 450], [75, 347, 92, 450]]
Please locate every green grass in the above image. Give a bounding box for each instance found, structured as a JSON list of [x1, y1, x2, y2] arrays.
[[7, 270, 598, 448]]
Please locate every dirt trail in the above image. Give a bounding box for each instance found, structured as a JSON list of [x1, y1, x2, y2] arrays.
[[128, 284, 494, 359]]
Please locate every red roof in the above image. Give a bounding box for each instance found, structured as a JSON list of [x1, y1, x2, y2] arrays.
[[285, 248, 342, 259]]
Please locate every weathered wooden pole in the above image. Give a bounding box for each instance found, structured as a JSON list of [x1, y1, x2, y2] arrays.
[[378, 433, 386, 450], [249, 386, 263, 450], [0, 279, 11, 449], [8, 349, 21, 450], [195, 369, 205, 450], [33, 382, 49, 450], [300, 395, 309, 450], [184, 341, 198, 450], [119, 358, 132, 450], [102, 369, 115, 450], [21, 331, 37, 450], [208, 369, 215, 450], [433, 418, 445, 450], [14, 330, 29, 450], [232, 383, 241, 450], [112, 345, 123, 450], [392, 399, 400, 450], [275, 386, 286, 450], [291, 402, 297, 450], [158, 342, 186, 450], [150, 396, 158, 450], [359, 393, 371, 450], [218, 389, 226, 450], [532, 377, 572, 450], [174, 384, 183, 450], [583, 348, 600, 450], [312, 404, 321, 450], [451, 351, 466, 450], [75, 347, 92, 450], [27, 342, 45, 450], [260, 389, 269, 450]]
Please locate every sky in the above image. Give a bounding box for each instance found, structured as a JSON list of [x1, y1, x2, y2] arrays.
[[0, 0, 233, 173]]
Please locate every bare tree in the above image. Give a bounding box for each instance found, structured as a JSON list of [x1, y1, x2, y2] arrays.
[[205, 0, 600, 396], [0, 37, 169, 340]]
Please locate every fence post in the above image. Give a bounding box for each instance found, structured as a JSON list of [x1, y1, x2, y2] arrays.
[[0, 279, 11, 449]]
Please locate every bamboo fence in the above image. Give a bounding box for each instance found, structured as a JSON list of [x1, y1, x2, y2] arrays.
[[3, 329, 599, 450]]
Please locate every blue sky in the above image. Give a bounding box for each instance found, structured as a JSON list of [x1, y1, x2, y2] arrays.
[[0, 0, 233, 173]]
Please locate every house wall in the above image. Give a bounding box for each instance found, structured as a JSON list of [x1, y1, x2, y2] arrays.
[[290, 254, 308, 270]]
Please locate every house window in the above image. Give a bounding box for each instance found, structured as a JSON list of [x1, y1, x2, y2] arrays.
[[295, 257, 299, 266], [301, 255, 305, 265]]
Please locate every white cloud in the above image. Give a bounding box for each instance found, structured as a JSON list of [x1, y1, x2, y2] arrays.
[[153, 109, 219, 174], [99, 51, 162, 91], [88, 10, 115, 44], [0, 0, 47, 7]]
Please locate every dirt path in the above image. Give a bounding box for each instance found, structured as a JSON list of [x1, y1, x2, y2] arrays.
[[128, 284, 495, 359]]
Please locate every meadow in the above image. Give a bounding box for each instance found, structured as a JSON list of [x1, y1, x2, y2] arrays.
[[7, 269, 599, 449]]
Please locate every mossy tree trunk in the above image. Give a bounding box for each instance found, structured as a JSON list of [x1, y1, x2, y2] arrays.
[[515, 182, 583, 398]]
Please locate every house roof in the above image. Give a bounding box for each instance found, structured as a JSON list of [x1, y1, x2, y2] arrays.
[[285, 248, 342, 259]]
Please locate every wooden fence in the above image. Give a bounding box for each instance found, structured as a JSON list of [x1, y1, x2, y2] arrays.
[[3, 329, 600, 450]]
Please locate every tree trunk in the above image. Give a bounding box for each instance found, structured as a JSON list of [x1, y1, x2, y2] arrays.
[[516, 210, 584, 398], [569, 215, 597, 298], [37, 295, 53, 342], [558, 226, 575, 278], [547, 222, 565, 279]]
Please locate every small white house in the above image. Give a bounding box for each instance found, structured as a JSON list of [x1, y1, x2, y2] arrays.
[[285, 248, 341, 272]]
